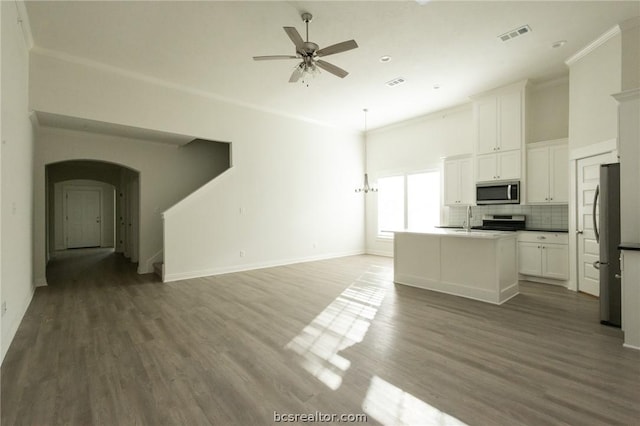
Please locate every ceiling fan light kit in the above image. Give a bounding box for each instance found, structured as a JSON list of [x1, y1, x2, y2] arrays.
[[253, 12, 358, 84]]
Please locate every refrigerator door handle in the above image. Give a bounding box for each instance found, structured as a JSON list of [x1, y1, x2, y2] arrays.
[[592, 184, 600, 243]]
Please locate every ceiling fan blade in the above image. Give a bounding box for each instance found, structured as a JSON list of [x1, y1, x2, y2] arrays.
[[316, 60, 349, 78], [316, 40, 358, 57], [283, 26, 304, 52], [289, 66, 303, 83], [253, 55, 299, 61]]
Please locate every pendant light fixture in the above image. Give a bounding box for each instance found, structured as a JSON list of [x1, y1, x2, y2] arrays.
[[355, 108, 377, 194]]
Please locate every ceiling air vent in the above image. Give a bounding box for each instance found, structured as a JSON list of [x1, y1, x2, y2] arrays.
[[498, 25, 532, 42], [386, 77, 406, 87]]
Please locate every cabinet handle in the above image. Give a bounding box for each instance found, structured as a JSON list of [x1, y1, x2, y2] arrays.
[[550, 197, 553, 200], [537, 236, 546, 240], [497, 175, 500, 179]]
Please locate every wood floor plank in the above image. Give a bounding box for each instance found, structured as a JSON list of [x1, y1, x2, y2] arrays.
[[2, 248, 639, 425]]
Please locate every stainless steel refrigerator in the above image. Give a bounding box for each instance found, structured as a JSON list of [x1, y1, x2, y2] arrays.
[[594, 163, 621, 327]]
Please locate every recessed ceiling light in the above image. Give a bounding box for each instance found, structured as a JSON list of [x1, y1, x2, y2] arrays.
[[551, 40, 567, 49], [379, 55, 391, 63]]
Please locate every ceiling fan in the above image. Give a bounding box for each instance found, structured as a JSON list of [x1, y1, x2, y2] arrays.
[[253, 13, 358, 83]]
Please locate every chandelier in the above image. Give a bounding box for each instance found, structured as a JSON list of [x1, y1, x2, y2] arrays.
[[355, 108, 377, 194]]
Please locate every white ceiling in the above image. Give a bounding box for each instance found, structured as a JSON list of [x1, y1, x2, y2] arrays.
[[24, 1, 640, 132]]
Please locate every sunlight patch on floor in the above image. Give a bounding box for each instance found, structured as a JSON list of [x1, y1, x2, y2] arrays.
[[285, 267, 387, 390], [363, 375, 468, 426]]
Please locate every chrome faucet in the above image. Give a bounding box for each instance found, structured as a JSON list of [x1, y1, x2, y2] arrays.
[[464, 206, 473, 231]]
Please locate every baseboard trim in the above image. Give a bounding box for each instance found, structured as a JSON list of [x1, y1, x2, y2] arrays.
[[163, 250, 366, 283], [34, 277, 48, 287], [622, 342, 640, 351], [365, 249, 393, 257], [1, 287, 36, 364]]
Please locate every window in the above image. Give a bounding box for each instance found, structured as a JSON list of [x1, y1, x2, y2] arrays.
[[377, 171, 440, 237], [377, 176, 404, 236]]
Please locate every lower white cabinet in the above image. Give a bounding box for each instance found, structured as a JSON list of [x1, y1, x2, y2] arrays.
[[517, 232, 569, 281]]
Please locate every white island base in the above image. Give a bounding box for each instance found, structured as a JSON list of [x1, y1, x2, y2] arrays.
[[394, 230, 519, 305]]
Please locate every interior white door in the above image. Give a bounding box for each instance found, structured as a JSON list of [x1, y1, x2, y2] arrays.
[[66, 189, 101, 248], [576, 152, 616, 296]]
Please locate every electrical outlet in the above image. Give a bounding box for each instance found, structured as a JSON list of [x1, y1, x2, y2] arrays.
[[1, 301, 7, 317]]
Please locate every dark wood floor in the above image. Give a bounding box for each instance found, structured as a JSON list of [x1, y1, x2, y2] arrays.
[[2, 249, 639, 425]]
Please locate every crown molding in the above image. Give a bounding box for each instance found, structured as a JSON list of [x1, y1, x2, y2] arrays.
[[612, 88, 640, 103], [565, 25, 621, 67], [14, 1, 34, 50], [530, 74, 569, 91], [29, 47, 346, 132]]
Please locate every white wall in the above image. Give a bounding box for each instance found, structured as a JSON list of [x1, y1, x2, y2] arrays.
[[30, 51, 364, 282], [528, 77, 570, 143], [33, 128, 231, 283], [53, 180, 115, 249], [163, 118, 364, 281], [1, 1, 35, 363], [568, 33, 621, 150], [365, 105, 474, 256]]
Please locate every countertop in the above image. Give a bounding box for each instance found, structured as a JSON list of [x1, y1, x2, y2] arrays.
[[619, 242, 640, 251], [395, 228, 516, 239], [436, 226, 569, 233]]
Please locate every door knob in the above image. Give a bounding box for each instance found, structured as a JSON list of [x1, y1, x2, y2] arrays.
[[593, 260, 600, 270], [615, 273, 622, 279]]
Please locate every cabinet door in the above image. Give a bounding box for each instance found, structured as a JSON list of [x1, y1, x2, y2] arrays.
[[497, 150, 521, 180], [476, 154, 497, 182], [476, 97, 498, 155], [518, 242, 542, 276], [527, 146, 551, 203], [458, 157, 475, 205], [542, 244, 569, 280], [499, 91, 522, 152], [549, 144, 569, 203], [443, 160, 461, 205]]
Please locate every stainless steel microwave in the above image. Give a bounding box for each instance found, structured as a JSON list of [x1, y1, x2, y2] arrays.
[[476, 181, 520, 205]]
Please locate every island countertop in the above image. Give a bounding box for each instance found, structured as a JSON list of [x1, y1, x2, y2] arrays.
[[394, 228, 516, 239], [393, 229, 518, 305]]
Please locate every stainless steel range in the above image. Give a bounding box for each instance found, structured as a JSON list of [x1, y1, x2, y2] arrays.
[[479, 215, 526, 231]]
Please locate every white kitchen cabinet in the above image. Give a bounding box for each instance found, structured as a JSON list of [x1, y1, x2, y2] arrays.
[[476, 150, 521, 182], [475, 85, 525, 155], [527, 140, 568, 204], [517, 232, 569, 282], [444, 156, 474, 205]]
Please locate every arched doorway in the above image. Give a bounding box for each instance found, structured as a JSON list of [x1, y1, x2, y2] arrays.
[[45, 160, 140, 277]]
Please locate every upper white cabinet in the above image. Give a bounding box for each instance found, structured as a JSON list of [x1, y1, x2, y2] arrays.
[[527, 139, 568, 204], [443, 156, 474, 205], [476, 150, 521, 182], [473, 81, 527, 183], [475, 87, 524, 155]]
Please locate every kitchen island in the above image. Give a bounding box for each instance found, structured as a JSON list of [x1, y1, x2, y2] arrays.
[[394, 229, 518, 305]]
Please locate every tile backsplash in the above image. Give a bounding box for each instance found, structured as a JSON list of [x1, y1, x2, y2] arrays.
[[447, 204, 569, 230]]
